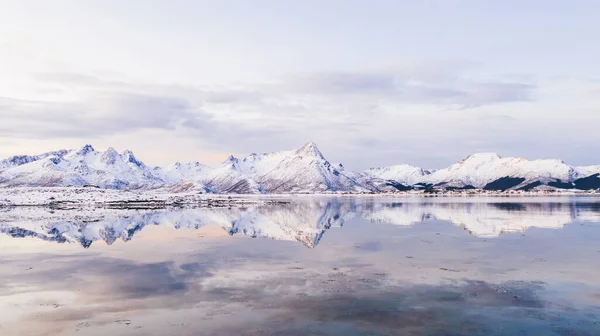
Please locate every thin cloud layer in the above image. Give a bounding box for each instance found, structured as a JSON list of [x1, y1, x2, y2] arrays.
[[282, 68, 534, 107], [0, 63, 598, 169]]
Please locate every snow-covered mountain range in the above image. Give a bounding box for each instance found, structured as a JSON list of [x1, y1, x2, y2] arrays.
[[1, 143, 600, 192]]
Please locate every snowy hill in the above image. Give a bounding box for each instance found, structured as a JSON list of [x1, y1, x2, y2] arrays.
[[203, 157, 263, 194], [426, 153, 576, 188], [364, 164, 431, 185], [367, 153, 600, 191], [0, 149, 70, 170], [0, 142, 367, 193], [0, 145, 163, 189], [1, 143, 600, 192], [256, 142, 366, 193], [153, 161, 211, 183]]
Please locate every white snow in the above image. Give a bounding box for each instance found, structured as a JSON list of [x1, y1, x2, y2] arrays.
[[364, 164, 430, 185], [256, 142, 366, 193], [366, 153, 600, 190], [1, 143, 600, 193]]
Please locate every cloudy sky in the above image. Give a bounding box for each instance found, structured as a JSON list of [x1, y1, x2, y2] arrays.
[[1, 0, 599, 170]]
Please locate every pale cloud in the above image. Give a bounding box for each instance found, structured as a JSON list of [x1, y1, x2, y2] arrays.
[[280, 67, 534, 108], [0, 65, 597, 170]]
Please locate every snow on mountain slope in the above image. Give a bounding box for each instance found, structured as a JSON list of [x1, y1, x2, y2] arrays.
[[257, 142, 366, 193], [2, 143, 600, 192], [422, 153, 578, 188], [366, 153, 600, 190], [197, 142, 369, 193], [364, 164, 431, 185], [0, 156, 86, 187], [203, 157, 263, 193], [0, 149, 70, 170], [576, 165, 600, 177], [1, 143, 351, 193], [190, 150, 296, 194], [153, 161, 212, 192], [230, 150, 293, 177], [154, 161, 211, 183], [0, 145, 163, 189]]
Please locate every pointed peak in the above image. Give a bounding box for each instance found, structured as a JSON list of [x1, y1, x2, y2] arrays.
[[222, 155, 239, 166], [301, 141, 318, 149], [76, 144, 95, 155], [295, 142, 324, 158], [105, 147, 117, 155], [100, 147, 119, 164]]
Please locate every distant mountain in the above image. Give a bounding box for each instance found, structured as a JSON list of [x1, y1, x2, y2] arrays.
[[363, 164, 432, 191], [0, 149, 70, 170], [0, 145, 163, 189], [154, 161, 211, 183], [203, 157, 263, 194], [1, 143, 600, 192], [367, 153, 600, 191], [256, 142, 365, 193]]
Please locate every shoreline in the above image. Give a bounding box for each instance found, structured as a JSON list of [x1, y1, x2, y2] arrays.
[[0, 186, 599, 208]]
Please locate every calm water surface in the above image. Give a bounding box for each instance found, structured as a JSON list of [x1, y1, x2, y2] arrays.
[[1, 196, 599, 335]]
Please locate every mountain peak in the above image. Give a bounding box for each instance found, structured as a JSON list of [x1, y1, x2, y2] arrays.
[[295, 142, 324, 159], [462, 152, 502, 163], [224, 154, 239, 164], [2, 143, 598, 192], [77, 144, 95, 155], [100, 147, 119, 164], [122, 150, 143, 167]]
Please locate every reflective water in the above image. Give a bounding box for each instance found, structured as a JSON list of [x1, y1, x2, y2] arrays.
[[1, 196, 599, 335]]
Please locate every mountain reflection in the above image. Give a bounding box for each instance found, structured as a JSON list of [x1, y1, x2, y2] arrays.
[[2, 198, 600, 248]]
